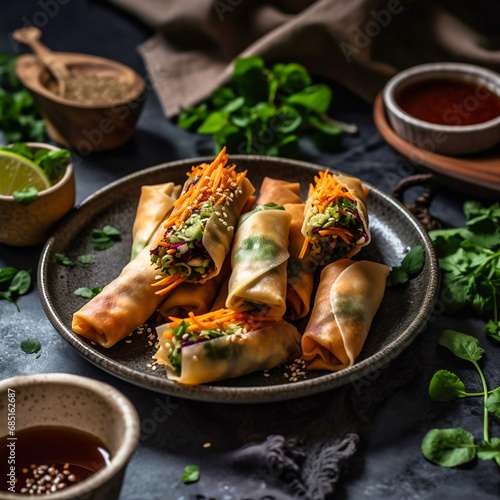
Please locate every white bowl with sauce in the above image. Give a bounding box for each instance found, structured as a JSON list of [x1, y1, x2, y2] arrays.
[[383, 62, 500, 155], [0, 373, 140, 500]]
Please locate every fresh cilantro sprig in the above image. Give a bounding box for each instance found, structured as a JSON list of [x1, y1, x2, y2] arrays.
[[422, 330, 500, 467], [0, 267, 31, 312], [0, 54, 47, 143], [386, 246, 425, 287], [92, 225, 121, 251], [430, 201, 500, 340], [181, 465, 200, 483], [177, 56, 357, 157]]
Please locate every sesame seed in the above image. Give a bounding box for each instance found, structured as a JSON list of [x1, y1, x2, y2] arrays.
[[193, 355, 198, 362], [227, 226, 233, 232], [263, 373, 270, 377], [203, 442, 211, 448], [125, 340, 132, 344]]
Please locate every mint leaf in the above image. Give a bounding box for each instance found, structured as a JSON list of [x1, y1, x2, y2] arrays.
[[34, 149, 70, 184], [438, 330, 484, 362], [421, 428, 476, 467], [20, 338, 41, 355], [386, 267, 409, 287], [181, 465, 200, 483], [429, 370, 466, 402], [287, 84, 332, 113], [102, 225, 120, 237], [13, 185, 38, 205]]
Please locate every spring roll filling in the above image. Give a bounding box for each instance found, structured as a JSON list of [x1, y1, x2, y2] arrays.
[[301, 171, 368, 264], [160, 309, 279, 375], [150, 155, 248, 282]]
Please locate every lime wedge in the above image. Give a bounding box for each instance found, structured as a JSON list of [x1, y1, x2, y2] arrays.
[[0, 150, 51, 196]]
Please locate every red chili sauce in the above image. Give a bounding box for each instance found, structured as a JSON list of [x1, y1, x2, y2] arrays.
[[395, 78, 500, 126]]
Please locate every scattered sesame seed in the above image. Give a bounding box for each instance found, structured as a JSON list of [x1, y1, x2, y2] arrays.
[[125, 340, 132, 344], [203, 442, 211, 448], [193, 355, 198, 362], [263, 373, 270, 377], [148, 341, 153, 346], [227, 226, 234, 232]]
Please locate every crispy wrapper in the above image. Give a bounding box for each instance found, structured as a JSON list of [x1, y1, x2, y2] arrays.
[[72, 247, 168, 348], [155, 320, 301, 385], [302, 259, 389, 371], [131, 182, 181, 260], [226, 207, 292, 318]]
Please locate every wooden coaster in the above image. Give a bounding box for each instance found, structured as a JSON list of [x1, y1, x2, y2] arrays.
[[373, 92, 500, 199]]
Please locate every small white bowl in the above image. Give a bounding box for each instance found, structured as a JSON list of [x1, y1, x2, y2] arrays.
[[383, 62, 500, 155], [0, 373, 140, 500]]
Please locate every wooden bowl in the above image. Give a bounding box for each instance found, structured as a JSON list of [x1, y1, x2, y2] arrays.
[[15, 53, 145, 152], [0, 143, 75, 246]]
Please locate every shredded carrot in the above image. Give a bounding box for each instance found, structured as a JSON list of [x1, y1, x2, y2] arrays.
[[167, 308, 279, 334], [154, 274, 186, 295], [162, 331, 173, 339], [298, 238, 309, 259]]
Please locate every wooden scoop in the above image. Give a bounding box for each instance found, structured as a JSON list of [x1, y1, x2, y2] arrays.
[[12, 27, 69, 94]]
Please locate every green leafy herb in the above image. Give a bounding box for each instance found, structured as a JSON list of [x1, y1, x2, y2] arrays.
[[429, 370, 467, 402], [33, 149, 70, 184], [181, 465, 200, 483], [421, 428, 476, 467], [438, 330, 484, 362], [74, 287, 102, 300], [0, 267, 17, 282], [429, 201, 500, 331], [423, 330, 500, 469], [20, 338, 41, 355], [91, 225, 121, 251], [12, 185, 38, 205], [78, 255, 95, 264], [55, 253, 74, 266], [485, 389, 500, 418], [0, 268, 31, 311], [386, 246, 425, 287], [176, 56, 356, 157], [0, 54, 47, 143], [477, 438, 500, 466]]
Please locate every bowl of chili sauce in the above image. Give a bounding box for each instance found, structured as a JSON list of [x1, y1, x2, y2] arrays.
[[383, 63, 500, 155]]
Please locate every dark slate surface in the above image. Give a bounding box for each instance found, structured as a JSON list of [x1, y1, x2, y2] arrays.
[[1, 1, 499, 499]]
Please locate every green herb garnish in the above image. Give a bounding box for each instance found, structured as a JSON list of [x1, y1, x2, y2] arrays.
[[20, 338, 41, 355], [74, 287, 102, 300], [430, 201, 500, 339], [181, 465, 200, 483], [177, 56, 356, 156], [55, 253, 74, 266], [12, 185, 38, 205], [91, 225, 121, 251], [0, 142, 71, 185], [386, 246, 425, 287], [422, 330, 500, 468], [0, 267, 31, 311], [0, 54, 47, 143], [78, 255, 95, 264]]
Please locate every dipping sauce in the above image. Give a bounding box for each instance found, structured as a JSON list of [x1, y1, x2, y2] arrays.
[[0, 426, 110, 494], [396, 78, 500, 126]]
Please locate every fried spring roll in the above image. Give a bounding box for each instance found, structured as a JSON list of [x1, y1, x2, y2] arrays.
[[300, 170, 370, 265], [155, 309, 301, 385], [302, 259, 389, 371]]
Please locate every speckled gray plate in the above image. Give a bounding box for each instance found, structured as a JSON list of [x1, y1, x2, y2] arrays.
[[38, 156, 439, 403]]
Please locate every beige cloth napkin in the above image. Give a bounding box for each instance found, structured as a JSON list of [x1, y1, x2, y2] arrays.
[[111, 0, 500, 117]]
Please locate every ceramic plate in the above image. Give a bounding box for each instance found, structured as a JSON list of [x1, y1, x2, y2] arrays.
[[38, 156, 439, 403]]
